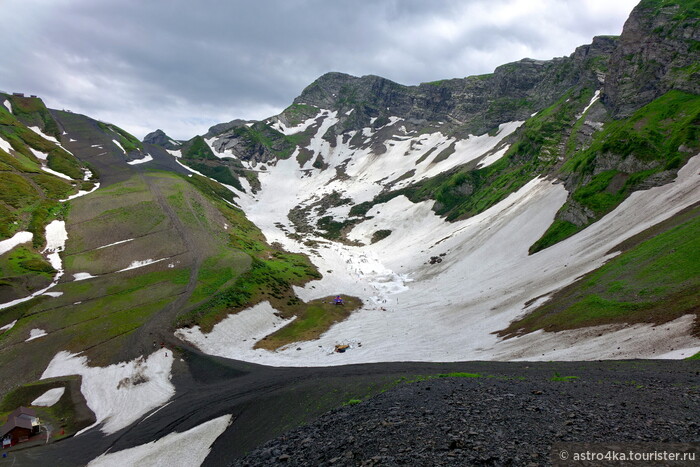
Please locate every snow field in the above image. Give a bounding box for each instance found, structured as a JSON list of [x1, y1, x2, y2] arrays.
[[31, 387, 66, 407]]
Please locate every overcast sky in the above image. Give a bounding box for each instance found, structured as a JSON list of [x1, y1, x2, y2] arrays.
[[1, 0, 639, 140]]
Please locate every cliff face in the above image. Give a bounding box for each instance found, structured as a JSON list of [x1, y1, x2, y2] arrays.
[[604, 0, 700, 116], [291, 35, 616, 139]]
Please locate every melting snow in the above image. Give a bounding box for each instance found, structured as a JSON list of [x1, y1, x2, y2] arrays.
[[179, 149, 700, 365], [577, 89, 601, 118], [0, 220, 68, 310], [96, 238, 134, 250], [31, 387, 65, 407], [28, 126, 59, 143], [0, 320, 17, 332], [26, 328, 48, 342], [60, 182, 101, 202], [0, 137, 13, 153], [42, 348, 175, 435], [42, 166, 73, 180], [112, 139, 126, 154], [29, 147, 48, 160], [3, 99, 11, 113], [87, 414, 231, 467], [43, 291, 63, 298], [127, 153, 154, 165], [73, 272, 97, 281], [0, 231, 33, 256], [117, 258, 168, 272]]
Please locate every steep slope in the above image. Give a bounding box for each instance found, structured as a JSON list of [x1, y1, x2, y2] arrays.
[[0, 94, 94, 304], [171, 0, 699, 365]]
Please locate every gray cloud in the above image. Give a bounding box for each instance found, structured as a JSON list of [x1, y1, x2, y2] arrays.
[[1, 0, 639, 139]]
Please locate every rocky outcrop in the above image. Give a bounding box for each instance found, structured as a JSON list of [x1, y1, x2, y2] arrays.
[[604, 0, 700, 117], [290, 35, 617, 139], [143, 129, 181, 149]]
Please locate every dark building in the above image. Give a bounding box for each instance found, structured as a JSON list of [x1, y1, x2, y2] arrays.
[[1, 407, 39, 448]]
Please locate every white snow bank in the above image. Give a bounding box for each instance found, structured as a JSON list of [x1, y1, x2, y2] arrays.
[[96, 238, 134, 250], [31, 387, 65, 407], [166, 149, 181, 158], [87, 414, 232, 467], [577, 89, 601, 118], [43, 291, 63, 297], [60, 182, 101, 202], [117, 258, 168, 272], [29, 147, 48, 161], [0, 231, 33, 256], [0, 320, 17, 332], [175, 302, 296, 359], [42, 348, 175, 435], [73, 272, 97, 281], [42, 166, 73, 180], [127, 154, 154, 165], [0, 137, 13, 154], [28, 126, 59, 143], [26, 328, 47, 342], [199, 148, 700, 366], [0, 220, 67, 311], [3, 99, 12, 113], [112, 139, 126, 154]]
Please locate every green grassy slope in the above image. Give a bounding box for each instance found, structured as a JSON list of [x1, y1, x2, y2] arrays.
[[499, 206, 700, 338], [0, 94, 92, 301]]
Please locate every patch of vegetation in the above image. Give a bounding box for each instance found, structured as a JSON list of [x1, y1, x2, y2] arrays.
[[528, 220, 580, 253], [500, 209, 700, 337], [344, 398, 362, 405], [436, 372, 482, 378], [255, 295, 362, 351], [185, 161, 243, 191], [530, 90, 700, 251], [281, 103, 319, 126], [371, 229, 392, 244], [6, 94, 61, 140], [551, 373, 579, 382], [96, 121, 143, 153], [182, 135, 217, 160]]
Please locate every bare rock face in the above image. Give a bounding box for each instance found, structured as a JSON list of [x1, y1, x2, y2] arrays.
[[143, 129, 181, 150], [604, 0, 700, 117]]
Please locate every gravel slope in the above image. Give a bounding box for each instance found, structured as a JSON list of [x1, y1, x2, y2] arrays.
[[233, 361, 700, 466]]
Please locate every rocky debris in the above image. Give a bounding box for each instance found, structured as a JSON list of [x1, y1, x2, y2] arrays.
[[233, 365, 700, 466], [428, 256, 443, 265]]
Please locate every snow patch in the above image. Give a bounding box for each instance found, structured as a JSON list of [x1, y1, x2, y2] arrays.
[[29, 147, 48, 160], [0, 219, 67, 310], [166, 149, 182, 158], [31, 387, 65, 407], [0, 231, 33, 256], [28, 126, 59, 143], [127, 153, 154, 165], [112, 139, 126, 154], [87, 414, 231, 467], [43, 291, 63, 297], [42, 348, 175, 435], [96, 238, 134, 250], [60, 182, 100, 202], [0, 137, 13, 154], [42, 166, 73, 180], [176, 302, 297, 359], [3, 99, 12, 113], [117, 258, 168, 272], [73, 272, 97, 281], [577, 89, 601, 119], [0, 320, 17, 332], [26, 328, 47, 342]]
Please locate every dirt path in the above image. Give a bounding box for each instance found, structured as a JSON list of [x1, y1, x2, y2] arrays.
[[119, 168, 206, 358]]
